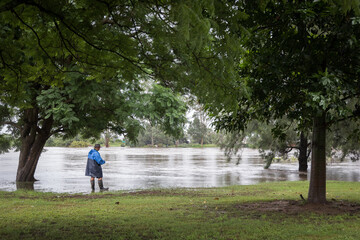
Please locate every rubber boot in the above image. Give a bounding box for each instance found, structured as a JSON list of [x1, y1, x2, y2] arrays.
[[98, 179, 109, 191], [90, 179, 95, 192]]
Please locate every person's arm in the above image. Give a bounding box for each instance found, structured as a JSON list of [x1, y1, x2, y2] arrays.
[[93, 152, 105, 165]]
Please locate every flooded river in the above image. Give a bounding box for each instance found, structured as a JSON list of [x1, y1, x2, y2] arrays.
[[0, 147, 359, 193]]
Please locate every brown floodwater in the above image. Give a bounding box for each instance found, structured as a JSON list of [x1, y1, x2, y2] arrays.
[[0, 147, 359, 193]]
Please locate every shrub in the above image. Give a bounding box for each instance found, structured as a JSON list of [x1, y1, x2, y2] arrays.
[[69, 141, 90, 148]]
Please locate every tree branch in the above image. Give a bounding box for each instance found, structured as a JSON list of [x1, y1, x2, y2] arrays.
[[1, 121, 20, 129], [329, 114, 360, 126], [24, 1, 151, 75], [11, 9, 62, 71], [0, 50, 20, 80], [0, 0, 26, 13], [325, 93, 360, 112], [53, 19, 78, 64], [50, 127, 65, 135], [283, 146, 294, 154], [54, 20, 120, 71]]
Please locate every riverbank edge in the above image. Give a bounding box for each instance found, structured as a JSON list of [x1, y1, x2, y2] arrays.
[[1, 181, 360, 240]]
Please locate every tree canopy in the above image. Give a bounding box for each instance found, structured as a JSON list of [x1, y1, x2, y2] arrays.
[[209, 0, 360, 129]]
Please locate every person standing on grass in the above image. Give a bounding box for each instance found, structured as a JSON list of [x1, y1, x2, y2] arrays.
[[85, 144, 109, 191]]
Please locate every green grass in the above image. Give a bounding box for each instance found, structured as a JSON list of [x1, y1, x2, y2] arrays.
[[1, 181, 359, 240]]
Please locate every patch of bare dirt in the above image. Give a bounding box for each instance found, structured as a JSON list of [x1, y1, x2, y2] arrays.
[[234, 200, 360, 215]]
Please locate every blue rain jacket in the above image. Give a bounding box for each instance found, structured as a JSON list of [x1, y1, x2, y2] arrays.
[[88, 149, 105, 165], [85, 149, 105, 178]]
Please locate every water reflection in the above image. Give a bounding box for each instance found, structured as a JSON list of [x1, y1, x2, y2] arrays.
[[0, 147, 359, 193]]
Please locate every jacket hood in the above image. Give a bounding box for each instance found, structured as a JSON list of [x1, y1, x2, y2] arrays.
[[88, 149, 97, 158], [89, 149, 97, 154]]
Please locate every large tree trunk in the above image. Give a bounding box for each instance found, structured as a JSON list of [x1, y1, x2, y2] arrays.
[[308, 113, 327, 204], [16, 108, 53, 182], [298, 131, 308, 172]]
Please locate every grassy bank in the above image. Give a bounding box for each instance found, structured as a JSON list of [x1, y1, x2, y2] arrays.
[[1, 181, 360, 240]]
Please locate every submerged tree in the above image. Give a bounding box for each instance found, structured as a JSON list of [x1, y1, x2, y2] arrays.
[[327, 119, 360, 162], [248, 123, 310, 172], [218, 120, 311, 171]]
